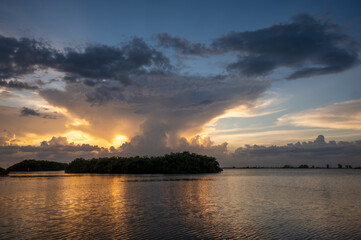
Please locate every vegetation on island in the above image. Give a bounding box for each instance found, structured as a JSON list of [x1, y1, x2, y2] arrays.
[[0, 167, 8, 176], [65, 152, 223, 174], [6, 160, 68, 172]]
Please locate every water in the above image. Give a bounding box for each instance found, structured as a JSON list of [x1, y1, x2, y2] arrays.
[[1, 169, 361, 239]]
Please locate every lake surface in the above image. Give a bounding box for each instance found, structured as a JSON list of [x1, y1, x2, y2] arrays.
[[1, 169, 361, 239]]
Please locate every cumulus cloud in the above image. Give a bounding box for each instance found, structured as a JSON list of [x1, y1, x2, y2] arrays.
[[0, 14, 360, 167], [1, 134, 361, 168], [39, 73, 269, 151], [278, 99, 361, 130], [232, 135, 361, 167], [55, 37, 170, 85], [157, 14, 359, 79], [213, 14, 359, 79], [0, 35, 170, 85], [0, 136, 110, 167], [0, 134, 229, 167], [0, 35, 56, 80]]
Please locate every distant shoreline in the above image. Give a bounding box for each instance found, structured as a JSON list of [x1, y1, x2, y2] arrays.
[[222, 167, 361, 169]]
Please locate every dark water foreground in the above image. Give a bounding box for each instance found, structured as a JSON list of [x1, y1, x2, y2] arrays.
[[1, 169, 361, 239]]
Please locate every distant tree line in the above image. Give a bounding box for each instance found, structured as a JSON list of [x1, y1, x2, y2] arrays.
[[282, 164, 355, 169], [65, 152, 223, 174], [6, 160, 68, 172]]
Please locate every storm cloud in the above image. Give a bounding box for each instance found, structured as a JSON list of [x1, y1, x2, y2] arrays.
[[39, 73, 270, 151], [156, 14, 359, 79], [0, 13, 360, 167], [0, 35, 170, 85], [55, 37, 170, 85], [214, 14, 360, 79]]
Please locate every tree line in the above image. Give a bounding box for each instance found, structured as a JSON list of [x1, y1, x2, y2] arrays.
[[6, 160, 68, 172], [65, 152, 223, 174]]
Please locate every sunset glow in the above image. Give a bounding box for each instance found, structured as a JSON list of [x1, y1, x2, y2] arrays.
[[0, 0, 360, 167]]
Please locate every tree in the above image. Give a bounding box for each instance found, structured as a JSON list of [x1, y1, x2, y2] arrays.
[[65, 152, 222, 174]]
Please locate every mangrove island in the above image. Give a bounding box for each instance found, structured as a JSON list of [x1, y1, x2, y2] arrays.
[[6, 160, 68, 172], [65, 152, 222, 174]]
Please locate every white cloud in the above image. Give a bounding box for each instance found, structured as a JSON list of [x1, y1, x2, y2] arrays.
[[278, 99, 361, 130]]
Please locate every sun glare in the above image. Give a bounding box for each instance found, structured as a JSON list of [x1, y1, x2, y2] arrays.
[[112, 135, 128, 147]]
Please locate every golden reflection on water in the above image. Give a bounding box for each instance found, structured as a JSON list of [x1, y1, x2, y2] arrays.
[[109, 177, 129, 239], [1, 170, 361, 239]]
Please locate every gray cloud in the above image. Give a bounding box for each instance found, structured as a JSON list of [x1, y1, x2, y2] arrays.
[[232, 135, 361, 167], [0, 35, 56, 80], [156, 33, 213, 56], [39, 73, 269, 152], [0, 14, 360, 168], [0, 134, 229, 168], [212, 14, 359, 79], [0, 80, 38, 90], [156, 14, 359, 80], [0, 136, 110, 167], [0, 35, 170, 86], [56, 37, 171, 85], [20, 106, 58, 119], [20, 107, 40, 117], [1, 134, 361, 169]]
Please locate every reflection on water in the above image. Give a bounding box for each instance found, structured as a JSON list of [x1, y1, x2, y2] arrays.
[[1, 169, 361, 239]]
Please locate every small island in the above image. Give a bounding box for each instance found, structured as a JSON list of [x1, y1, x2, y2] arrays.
[[0, 167, 7, 176], [66, 152, 223, 174], [6, 160, 68, 172]]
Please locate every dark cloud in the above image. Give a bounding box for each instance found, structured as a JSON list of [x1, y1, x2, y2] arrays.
[[1, 14, 358, 86], [0, 80, 38, 90], [85, 84, 123, 105], [40, 73, 269, 149], [19, 106, 59, 119], [0, 15, 360, 168], [156, 33, 213, 55], [56, 37, 171, 85], [20, 107, 40, 117], [212, 14, 359, 79], [0, 35, 170, 86], [0, 35, 56, 80]]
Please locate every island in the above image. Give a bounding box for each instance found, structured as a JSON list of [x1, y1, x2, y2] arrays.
[[6, 160, 68, 172], [65, 152, 223, 174], [0, 167, 7, 176]]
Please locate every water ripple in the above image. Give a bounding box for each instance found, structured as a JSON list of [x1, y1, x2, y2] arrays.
[[1, 169, 361, 239]]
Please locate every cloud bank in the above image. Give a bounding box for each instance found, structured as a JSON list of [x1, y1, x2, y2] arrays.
[[0, 14, 360, 167], [158, 14, 359, 79], [1, 134, 360, 168], [233, 135, 361, 167]]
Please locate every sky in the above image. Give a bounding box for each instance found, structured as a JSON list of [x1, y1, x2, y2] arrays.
[[0, 0, 361, 167]]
